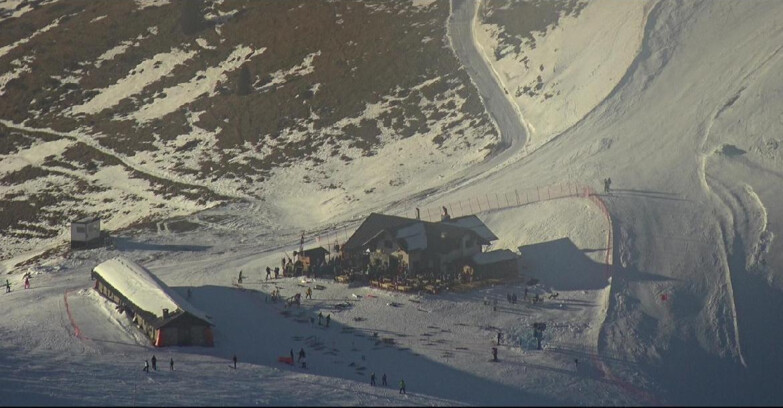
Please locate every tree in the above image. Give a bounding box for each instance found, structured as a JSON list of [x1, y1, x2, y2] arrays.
[[180, 0, 205, 36], [236, 65, 252, 96]]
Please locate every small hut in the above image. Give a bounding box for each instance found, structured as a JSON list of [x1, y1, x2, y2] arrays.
[[462, 249, 520, 281], [299, 247, 330, 272], [71, 216, 101, 249]]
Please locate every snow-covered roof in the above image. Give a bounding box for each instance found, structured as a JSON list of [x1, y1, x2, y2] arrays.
[[471, 249, 519, 265], [442, 215, 498, 242], [92, 257, 211, 324]]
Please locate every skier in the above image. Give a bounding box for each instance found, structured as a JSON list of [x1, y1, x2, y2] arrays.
[[399, 378, 406, 394], [306, 287, 312, 299], [318, 312, 323, 325], [382, 373, 387, 386], [274, 267, 279, 280], [143, 360, 149, 372], [497, 332, 502, 346], [370, 372, 376, 386], [266, 266, 272, 281], [170, 357, 174, 371], [298, 348, 306, 362], [5, 279, 10, 293], [238, 270, 243, 284], [574, 358, 579, 371], [24, 276, 30, 289], [151, 355, 157, 371], [325, 314, 331, 327], [232, 354, 237, 369], [290, 348, 295, 362], [492, 347, 498, 362]]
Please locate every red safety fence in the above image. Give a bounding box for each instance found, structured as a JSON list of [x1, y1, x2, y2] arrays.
[[63, 289, 85, 340]]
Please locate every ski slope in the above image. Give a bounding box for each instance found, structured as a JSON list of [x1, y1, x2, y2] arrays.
[[1, 0, 783, 405]]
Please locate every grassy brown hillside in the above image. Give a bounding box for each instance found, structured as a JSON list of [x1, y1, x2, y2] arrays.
[[0, 0, 497, 263]]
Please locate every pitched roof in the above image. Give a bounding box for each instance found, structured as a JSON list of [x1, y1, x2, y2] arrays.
[[92, 257, 212, 326], [441, 215, 498, 242], [343, 213, 419, 251], [345, 213, 492, 253]]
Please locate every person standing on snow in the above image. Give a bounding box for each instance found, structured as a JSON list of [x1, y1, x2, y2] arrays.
[[266, 267, 272, 281], [399, 378, 406, 394], [5, 279, 10, 293], [232, 354, 237, 369], [151, 355, 157, 370], [306, 287, 312, 299], [24, 276, 30, 289], [370, 372, 376, 386], [326, 314, 331, 327], [382, 373, 387, 386], [298, 348, 306, 362], [170, 357, 174, 371], [143, 360, 149, 372]]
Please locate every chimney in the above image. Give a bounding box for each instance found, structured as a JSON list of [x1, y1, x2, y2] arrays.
[[162, 308, 169, 318]]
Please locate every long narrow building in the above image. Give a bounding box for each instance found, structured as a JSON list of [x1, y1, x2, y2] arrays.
[[91, 256, 214, 347]]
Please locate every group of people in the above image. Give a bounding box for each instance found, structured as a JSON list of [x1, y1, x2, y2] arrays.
[[143, 354, 174, 372], [265, 266, 282, 280], [5, 276, 31, 293], [317, 312, 331, 327], [369, 372, 403, 392]]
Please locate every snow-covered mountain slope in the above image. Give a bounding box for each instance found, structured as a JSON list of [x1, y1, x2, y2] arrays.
[[1, 0, 783, 405], [473, 0, 783, 404]]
